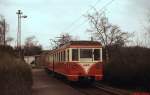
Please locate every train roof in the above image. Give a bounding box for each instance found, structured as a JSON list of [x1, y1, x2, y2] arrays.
[[59, 40, 102, 49], [48, 41, 102, 54], [67, 41, 102, 46]]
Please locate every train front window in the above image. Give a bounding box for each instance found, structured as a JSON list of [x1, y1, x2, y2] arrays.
[[80, 49, 92, 58], [72, 49, 78, 61], [80, 49, 92, 61]]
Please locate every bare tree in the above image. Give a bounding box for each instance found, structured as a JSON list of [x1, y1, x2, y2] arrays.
[[0, 15, 9, 46], [57, 32, 73, 45], [144, 14, 150, 48], [0, 16, 6, 45], [25, 36, 38, 47], [49, 33, 80, 50], [139, 14, 150, 48], [6, 37, 14, 45], [50, 33, 73, 49], [24, 36, 42, 56], [86, 10, 130, 63]]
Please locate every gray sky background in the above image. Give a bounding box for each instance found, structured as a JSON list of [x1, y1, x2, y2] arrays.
[[0, 0, 149, 49]]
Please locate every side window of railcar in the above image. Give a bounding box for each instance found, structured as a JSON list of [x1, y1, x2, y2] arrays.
[[53, 55, 54, 62], [59, 52, 61, 62], [63, 51, 65, 61], [55, 53, 57, 62], [54, 54, 56, 62], [57, 52, 59, 62], [47, 55, 49, 62], [49, 55, 51, 62], [57, 53, 59, 62], [61, 51, 65, 61], [56, 53, 58, 62], [94, 49, 100, 60], [61, 52, 63, 61], [67, 49, 69, 61], [72, 49, 78, 61], [50, 55, 52, 62]]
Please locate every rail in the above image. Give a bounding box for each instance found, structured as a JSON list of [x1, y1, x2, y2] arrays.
[[94, 82, 131, 95], [69, 82, 130, 95]]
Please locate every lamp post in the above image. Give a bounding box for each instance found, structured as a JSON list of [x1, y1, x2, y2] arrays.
[[16, 10, 27, 57]]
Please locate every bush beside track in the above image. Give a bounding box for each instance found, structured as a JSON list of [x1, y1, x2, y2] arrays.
[[0, 45, 32, 95], [104, 46, 150, 86]]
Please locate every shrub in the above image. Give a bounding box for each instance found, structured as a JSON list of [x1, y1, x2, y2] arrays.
[[104, 46, 150, 85], [0, 48, 32, 95]]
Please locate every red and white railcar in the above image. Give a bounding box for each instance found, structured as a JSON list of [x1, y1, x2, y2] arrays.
[[45, 41, 103, 81]]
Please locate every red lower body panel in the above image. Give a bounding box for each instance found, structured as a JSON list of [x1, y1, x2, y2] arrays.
[[47, 62, 103, 81]]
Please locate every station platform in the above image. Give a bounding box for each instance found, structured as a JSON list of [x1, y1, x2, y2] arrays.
[[32, 69, 83, 95]]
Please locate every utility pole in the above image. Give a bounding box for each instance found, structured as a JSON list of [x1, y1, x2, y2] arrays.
[[16, 10, 27, 57]]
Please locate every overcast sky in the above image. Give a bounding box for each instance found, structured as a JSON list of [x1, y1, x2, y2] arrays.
[[0, 0, 149, 49]]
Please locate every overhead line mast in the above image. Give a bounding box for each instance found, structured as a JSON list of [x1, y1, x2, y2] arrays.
[[16, 10, 27, 57], [16, 10, 27, 48]]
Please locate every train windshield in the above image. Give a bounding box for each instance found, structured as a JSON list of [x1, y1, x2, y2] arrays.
[[72, 48, 101, 62], [80, 49, 92, 62], [80, 49, 92, 58]]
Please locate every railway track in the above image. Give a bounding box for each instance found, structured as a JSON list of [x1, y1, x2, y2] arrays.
[[70, 82, 130, 95], [94, 82, 130, 95], [46, 71, 130, 95]]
